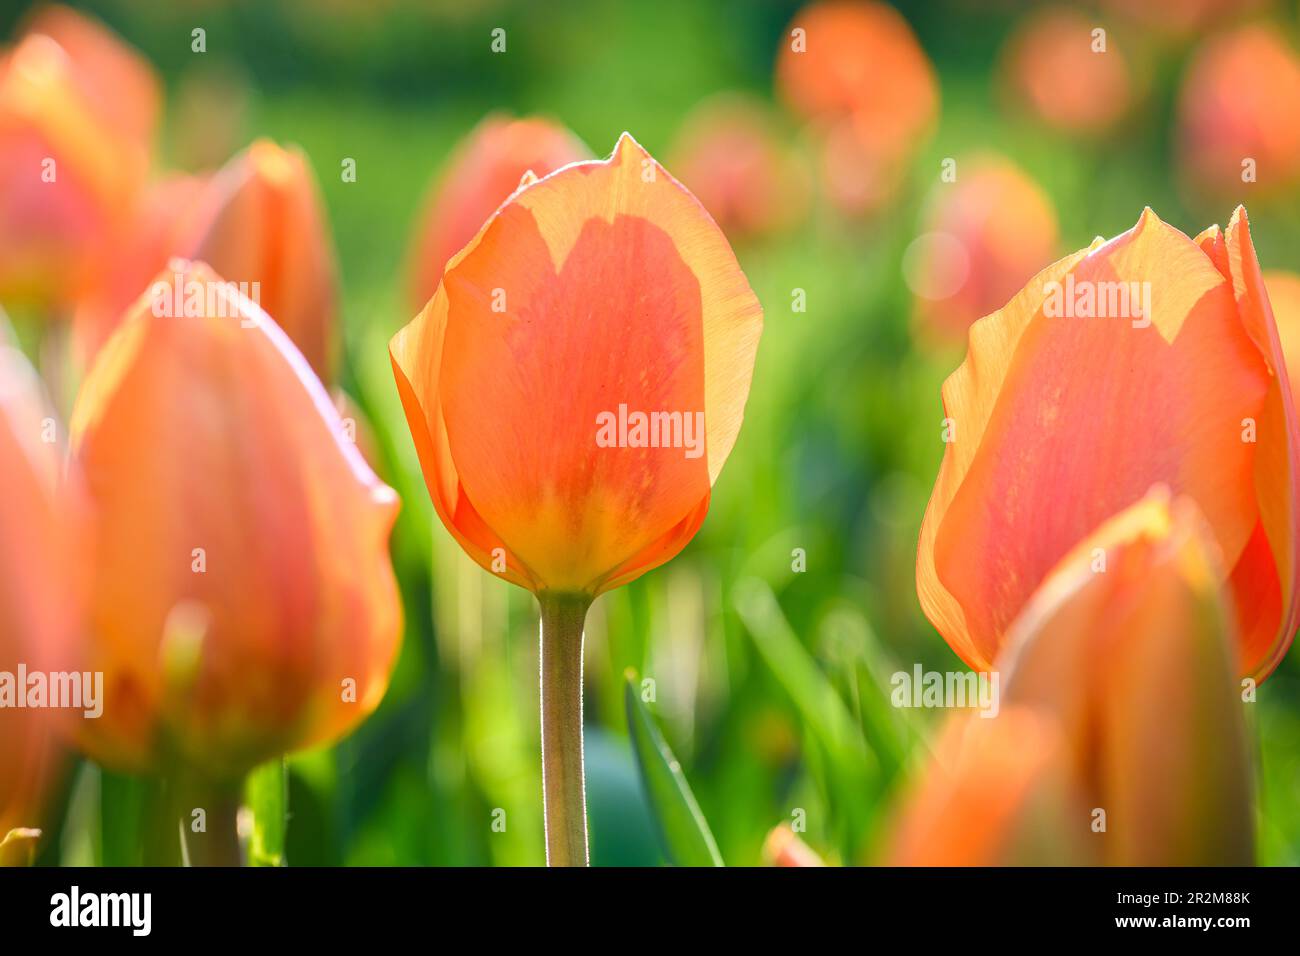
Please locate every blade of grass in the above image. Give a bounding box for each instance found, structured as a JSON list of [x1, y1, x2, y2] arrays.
[[244, 758, 288, 867], [623, 670, 723, 867]]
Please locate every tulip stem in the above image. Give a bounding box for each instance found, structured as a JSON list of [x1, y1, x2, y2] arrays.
[[156, 772, 243, 867], [538, 591, 592, 867]]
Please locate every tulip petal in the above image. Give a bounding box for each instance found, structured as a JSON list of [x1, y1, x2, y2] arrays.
[[1219, 208, 1300, 678]]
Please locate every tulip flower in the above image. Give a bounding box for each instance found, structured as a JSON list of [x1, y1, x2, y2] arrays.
[[998, 6, 1135, 138], [896, 490, 1254, 865], [1001, 490, 1254, 864], [0, 7, 156, 308], [910, 154, 1058, 345], [390, 133, 763, 864], [71, 260, 401, 863], [775, 1, 937, 216], [1178, 25, 1300, 200], [917, 206, 1299, 682], [182, 140, 341, 383], [406, 115, 590, 312], [668, 93, 809, 240], [0, 346, 81, 858]]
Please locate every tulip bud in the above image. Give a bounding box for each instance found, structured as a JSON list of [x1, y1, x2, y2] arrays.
[[776, 1, 937, 216], [998, 489, 1254, 865], [1178, 25, 1300, 201], [70, 261, 401, 781], [405, 115, 590, 312], [0, 9, 157, 308], [910, 154, 1058, 345], [391, 132, 763, 598], [917, 206, 1300, 682], [895, 491, 1253, 866], [181, 140, 340, 384], [668, 94, 809, 241], [0, 346, 82, 848], [998, 6, 1135, 138]]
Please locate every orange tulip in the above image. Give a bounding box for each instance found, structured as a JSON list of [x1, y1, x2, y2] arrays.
[[909, 154, 1058, 344], [181, 139, 341, 383], [997, 489, 1254, 865], [1178, 25, 1300, 200], [392, 132, 762, 598], [406, 115, 590, 312], [668, 93, 809, 240], [390, 133, 762, 865], [0, 8, 157, 307], [0, 346, 82, 854], [917, 206, 1299, 682], [998, 6, 1134, 138], [776, 0, 936, 137], [895, 490, 1253, 866], [70, 260, 401, 785], [775, 1, 937, 216]]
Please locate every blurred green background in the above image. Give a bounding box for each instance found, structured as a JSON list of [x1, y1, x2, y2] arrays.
[[10, 0, 1300, 866]]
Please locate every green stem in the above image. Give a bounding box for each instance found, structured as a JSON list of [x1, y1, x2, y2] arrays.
[[538, 591, 592, 867], [144, 771, 242, 867]]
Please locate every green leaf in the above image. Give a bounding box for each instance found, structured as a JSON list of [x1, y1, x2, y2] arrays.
[[244, 758, 288, 867], [623, 671, 723, 867]]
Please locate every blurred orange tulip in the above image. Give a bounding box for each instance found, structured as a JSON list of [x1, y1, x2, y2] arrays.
[[0, 8, 158, 308], [909, 154, 1058, 344], [668, 94, 809, 240], [998, 6, 1134, 137], [182, 139, 341, 383], [70, 261, 401, 781], [0, 346, 82, 853], [775, 1, 937, 216], [391, 132, 763, 598], [997, 489, 1255, 865], [895, 490, 1253, 866], [406, 115, 590, 312], [917, 206, 1299, 682], [1178, 25, 1300, 201]]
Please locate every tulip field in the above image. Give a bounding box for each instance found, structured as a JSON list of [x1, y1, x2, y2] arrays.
[[3, 0, 1300, 886]]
